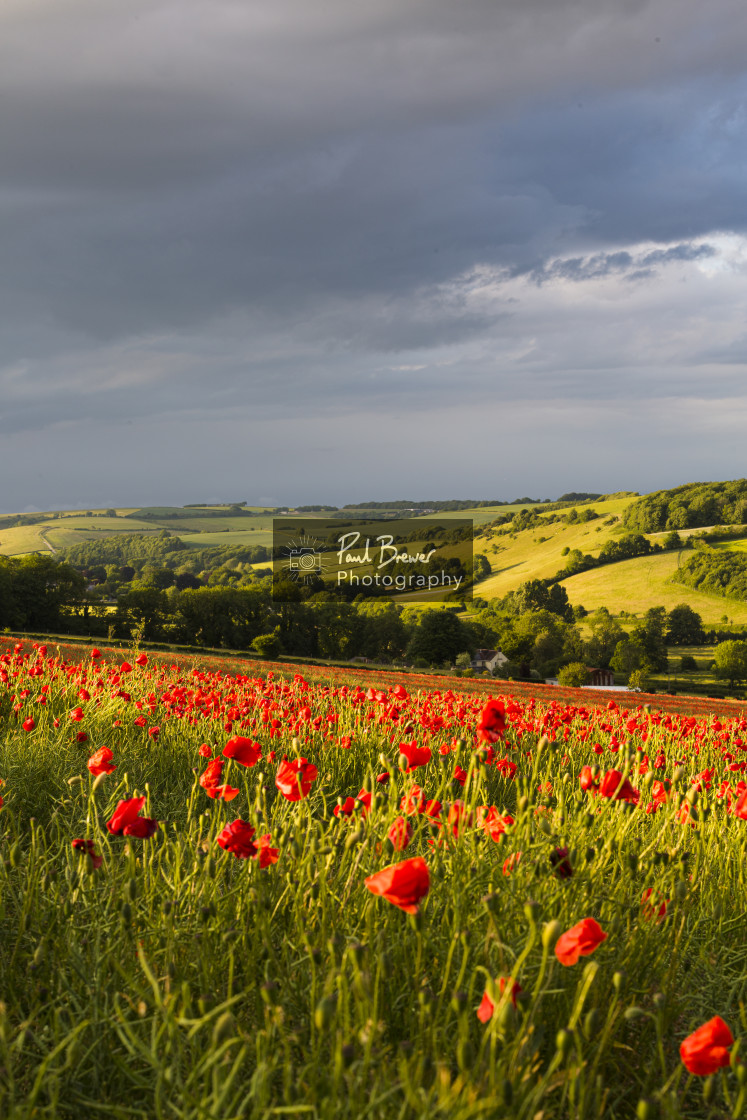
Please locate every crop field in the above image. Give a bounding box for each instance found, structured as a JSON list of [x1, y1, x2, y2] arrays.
[[559, 552, 747, 627], [1, 639, 747, 1118]]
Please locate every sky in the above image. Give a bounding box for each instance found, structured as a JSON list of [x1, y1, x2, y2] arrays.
[[2, 0, 746, 512]]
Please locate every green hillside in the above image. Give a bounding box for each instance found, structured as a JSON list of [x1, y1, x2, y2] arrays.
[[559, 551, 747, 626], [476, 496, 635, 598]]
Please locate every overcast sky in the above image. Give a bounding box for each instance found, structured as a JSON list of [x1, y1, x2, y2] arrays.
[[2, 0, 746, 511]]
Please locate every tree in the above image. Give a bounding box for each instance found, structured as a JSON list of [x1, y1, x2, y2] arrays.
[[666, 604, 705, 646], [252, 632, 282, 659], [557, 662, 589, 687], [405, 610, 469, 666], [713, 640, 747, 686], [472, 554, 491, 582], [631, 607, 668, 671], [611, 639, 649, 678], [627, 669, 649, 692], [583, 608, 625, 668]]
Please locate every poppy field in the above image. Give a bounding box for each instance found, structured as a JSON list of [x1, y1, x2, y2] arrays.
[[2, 642, 747, 1118]]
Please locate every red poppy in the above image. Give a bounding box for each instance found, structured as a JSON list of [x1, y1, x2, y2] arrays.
[[733, 788, 747, 819], [477, 699, 506, 743], [70, 707, 84, 722], [364, 856, 429, 914], [200, 759, 240, 801], [549, 847, 573, 879], [120, 662, 132, 673], [198, 743, 212, 758], [223, 736, 262, 767], [91, 648, 101, 659], [87, 746, 116, 776], [477, 805, 514, 843], [640, 888, 668, 923], [72, 838, 103, 870], [106, 796, 158, 839], [135, 653, 148, 666], [76, 731, 88, 743], [217, 819, 257, 859], [22, 717, 35, 732], [388, 816, 413, 850], [555, 918, 607, 966], [399, 741, 432, 772], [334, 797, 356, 818], [256, 833, 279, 868], [599, 769, 638, 804], [680, 1017, 733, 1076], [275, 757, 317, 801], [502, 851, 523, 876], [477, 977, 522, 1022]]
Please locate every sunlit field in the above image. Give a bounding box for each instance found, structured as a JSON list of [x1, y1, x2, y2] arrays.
[[1, 638, 747, 1119]]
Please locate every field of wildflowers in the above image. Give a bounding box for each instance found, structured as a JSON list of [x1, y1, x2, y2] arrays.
[[1, 637, 747, 1118]]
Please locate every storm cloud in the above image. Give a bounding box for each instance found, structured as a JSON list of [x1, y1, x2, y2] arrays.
[[1, 0, 746, 509]]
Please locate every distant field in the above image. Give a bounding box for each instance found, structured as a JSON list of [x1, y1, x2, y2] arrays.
[[0, 524, 52, 555], [177, 528, 275, 548], [475, 495, 635, 598], [714, 537, 747, 553], [560, 550, 747, 625]]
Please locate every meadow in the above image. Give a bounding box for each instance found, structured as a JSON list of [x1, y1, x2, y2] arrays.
[[1, 638, 747, 1118]]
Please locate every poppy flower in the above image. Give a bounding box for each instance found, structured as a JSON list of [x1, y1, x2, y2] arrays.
[[477, 977, 522, 1022], [549, 847, 573, 879], [399, 741, 432, 772], [477, 806, 514, 843], [106, 796, 158, 839], [364, 856, 429, 914], [198, 743, 212, 758], [87, 746, 116, 776], [477, 699, 506, 743], [135, 653, 148, 666], [120, 662, 132, 673], [217, 819, 257, 859], [70, 707, 84, 722], [334, 797, 356, 818], [640, 888, 668, 924], [599, 769, 638, 804], [223, 737, 262, 767], [502, 851, 523, 876], [256, 833, 279, 868], [72, 838, 103, 870], [22, 717, 35, 732], [275, 757, 317, 801], [555, 918, 607, 966], [388, 816, 413, 851], [91, 648, 101, 659], [680, 1016, 733, 1076]]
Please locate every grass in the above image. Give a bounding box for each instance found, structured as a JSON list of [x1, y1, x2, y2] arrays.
[[475, 497, 637, 599], [559, 552, 747, 627], [1, 640, 747, 1117]]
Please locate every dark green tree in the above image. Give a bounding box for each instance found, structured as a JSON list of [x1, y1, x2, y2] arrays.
[[665, 604, 705, 646]]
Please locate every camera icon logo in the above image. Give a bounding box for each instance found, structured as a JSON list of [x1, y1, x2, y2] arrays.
[[288, 546, 322, 575]]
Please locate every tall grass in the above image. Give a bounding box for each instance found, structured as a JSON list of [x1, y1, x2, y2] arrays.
[[0, 642, 746, 1118]]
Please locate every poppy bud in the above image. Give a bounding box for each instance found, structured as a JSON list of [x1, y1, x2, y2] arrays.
[[636, 1098, 658, 1120], [612, 970, 626, 995], [518, 795, 529, 812], [483, 892, 501, 916], [674, 880, 689, 901], [582, 812, 595, 828], [652, 992, 666, 1009], [541, 920, 562, 949], [672, 766, 686, 784], [314, 994, 337, 1029], [624, 1007, 646, 1021], [555, 1029, 573, 1058], [450, 990, 468, 1014], [340, 1042, 355, 1068], [536, 817, 552, 836], [126, 877, 137, 902], [120, 901, 132, 925], [627, 852, 638, 873], [702, 1077, 715, 1105], [212, 1012, 235, 1046], [261, 981, 280, 1007], [584, 1008, 601, 1039], [524, 900, 541, 925]]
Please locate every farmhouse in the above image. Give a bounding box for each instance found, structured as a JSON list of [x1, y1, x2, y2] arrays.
[[471, 648, 508, 673]]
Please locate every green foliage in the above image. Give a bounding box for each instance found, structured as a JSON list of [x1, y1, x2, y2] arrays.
[[557, 661, 589, 686], [672, 548, 747, 602], [713, 640, 747, 685], [666, 604, 705, 646], [624, 479, 747, 532]]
